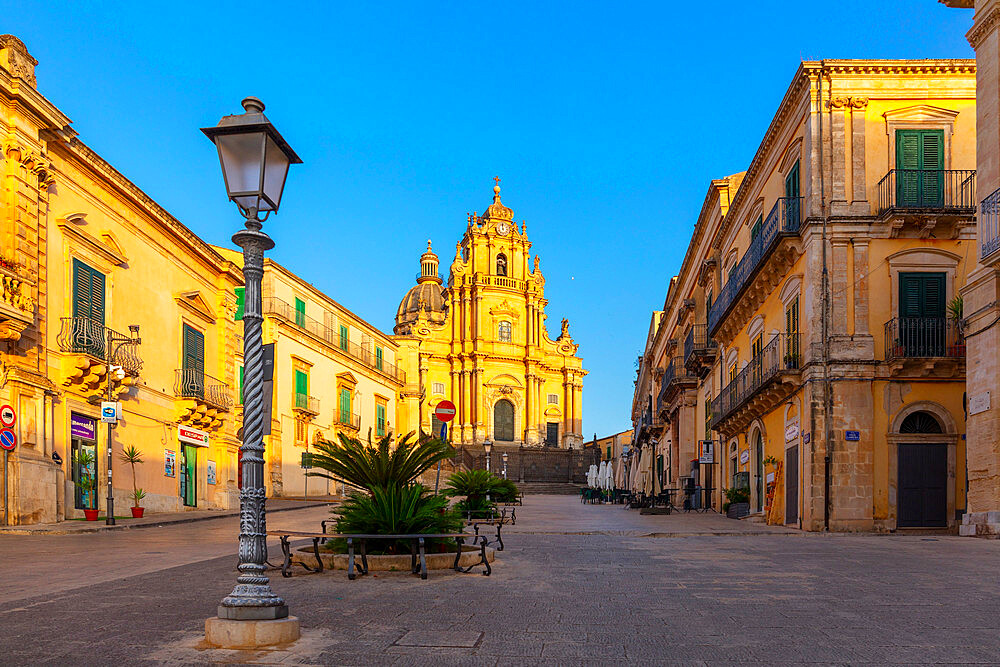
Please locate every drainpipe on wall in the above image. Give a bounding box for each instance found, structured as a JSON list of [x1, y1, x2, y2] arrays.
[[819, 63, 833, 531]]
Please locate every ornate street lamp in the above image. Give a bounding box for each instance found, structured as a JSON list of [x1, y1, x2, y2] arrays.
[[105, 324, 141, 526], [501, 451, 508, 480], [483, 439, 493, 474], [202, 97, 301, 626]]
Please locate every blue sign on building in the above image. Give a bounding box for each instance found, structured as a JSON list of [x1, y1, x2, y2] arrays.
[[845, 430, 860, 441]]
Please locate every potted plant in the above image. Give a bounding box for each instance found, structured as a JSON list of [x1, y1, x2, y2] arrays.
[[73, 449, 99, 521], [948, 296, 966, 356], [119, 445, 145, 518], [783, 352, 800, 369], [763, 455, 779, 469], [723, 486, 751, 519]]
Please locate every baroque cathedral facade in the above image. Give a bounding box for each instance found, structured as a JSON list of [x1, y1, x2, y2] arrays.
[[393, 180, 586, 448]]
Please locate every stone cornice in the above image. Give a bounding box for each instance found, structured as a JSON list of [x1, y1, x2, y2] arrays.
[[968, 2, 1000, 48], [54, 138, 242, 285]]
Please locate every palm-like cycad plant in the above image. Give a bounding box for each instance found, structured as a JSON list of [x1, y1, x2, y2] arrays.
[[306, 431, 453, 493]]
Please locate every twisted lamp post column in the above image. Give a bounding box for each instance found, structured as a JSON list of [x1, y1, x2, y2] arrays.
[[218, 215, 286, 621], [202, 97, 300, 631]]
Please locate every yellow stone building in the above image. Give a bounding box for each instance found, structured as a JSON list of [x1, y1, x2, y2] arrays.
[[633, 59, 977, 531], [215, 247, 405, 498], [0, 35, 407, 523], [0, 35, 245, 523], [393, 181, 586, 448]]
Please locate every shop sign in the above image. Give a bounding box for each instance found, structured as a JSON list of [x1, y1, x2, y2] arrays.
[[784, 420, 799, 443], [699, 440, 714, 464], [845, 430, 860, 442], [739, 449, 750, 465], [178, 425, 209, 447], [802, 432, 811, 444], [70, 413, 96, 440], [164, 449, 176, 477], [766, 472, 775, 484], [970, 391, 991, 416], [207, 460, 217, 485]]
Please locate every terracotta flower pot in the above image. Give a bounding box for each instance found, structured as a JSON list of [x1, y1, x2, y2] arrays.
[[83, 509, 100, 521], [130, 507, 144, 518]]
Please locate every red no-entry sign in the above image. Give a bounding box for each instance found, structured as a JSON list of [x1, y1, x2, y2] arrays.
[[434, 400, 456, 423]]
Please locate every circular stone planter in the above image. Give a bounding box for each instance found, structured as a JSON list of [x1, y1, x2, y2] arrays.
[[293, 544, 495, 572]]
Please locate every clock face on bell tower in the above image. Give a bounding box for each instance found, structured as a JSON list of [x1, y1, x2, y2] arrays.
[[496, 222, 509, 235]]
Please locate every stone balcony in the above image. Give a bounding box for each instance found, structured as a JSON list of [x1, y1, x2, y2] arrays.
[[174, 368, 233, 431], [57, 317, 142, 398], [0, 269, 35, 341]]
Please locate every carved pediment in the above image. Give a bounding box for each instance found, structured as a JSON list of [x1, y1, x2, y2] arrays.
[[58, 214, 128, 267], [175, 291, 216, 323], [489, 300, 520, 320]]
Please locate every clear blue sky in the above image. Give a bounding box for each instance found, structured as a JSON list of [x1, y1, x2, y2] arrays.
[[6, 1, 974, 437]]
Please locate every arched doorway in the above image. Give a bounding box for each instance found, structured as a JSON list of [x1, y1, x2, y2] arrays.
[[494, 399, 514, 442], [753, 431, 764, 512], [897, 410, 947, 528]]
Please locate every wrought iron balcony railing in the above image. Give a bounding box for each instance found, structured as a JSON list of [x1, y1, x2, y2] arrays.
[[263, 296, 405, 383], [708, 197, 802, 335], [876, 169, 976, 216], [683, 323, 716, 365], [980, 187, 1000, 261], [293, 392, 320, 414], [710, 333, 800, 430], [884, 317, 964, 361], [333, 409, 362, 430], [174, 368, 234, 410], [57, 317, 142, 375]]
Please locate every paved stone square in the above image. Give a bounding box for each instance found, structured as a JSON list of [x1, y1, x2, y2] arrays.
[[3, 495, 1000, 664]]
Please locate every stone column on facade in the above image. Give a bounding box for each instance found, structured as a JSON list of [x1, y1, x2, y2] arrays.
[[853, 240, 870, 335], [573, 383, 583, 442], [460, 367, 470, 444], [524, 371, 534, 444], [830, 240, 849, 336], [829, 100, 849, 214], [850, 98, 869, 213]]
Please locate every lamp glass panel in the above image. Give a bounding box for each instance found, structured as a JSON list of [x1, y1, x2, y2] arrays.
[[216, 132, 265, 199], [261, 134, 291, 212]]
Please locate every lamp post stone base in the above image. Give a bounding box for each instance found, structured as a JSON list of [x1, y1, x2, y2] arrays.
[[218, 604, 289, 620], [205, 616, 300, 649]]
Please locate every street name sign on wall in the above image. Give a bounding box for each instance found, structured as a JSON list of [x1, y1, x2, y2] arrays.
[[970, 391, 991, 416], [434, 400, 456, 423], [739, 449, 750, 465], [845, 430, 860, 442]]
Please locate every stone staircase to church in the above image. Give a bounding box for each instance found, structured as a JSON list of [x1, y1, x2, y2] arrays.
[[516, 482, 586, 495]]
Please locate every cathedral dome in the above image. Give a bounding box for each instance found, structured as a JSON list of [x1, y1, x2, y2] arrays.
[[395, 241, 448, 333]]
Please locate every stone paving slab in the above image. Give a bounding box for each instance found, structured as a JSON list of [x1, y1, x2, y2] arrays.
[[3, 494, 1000, 664]]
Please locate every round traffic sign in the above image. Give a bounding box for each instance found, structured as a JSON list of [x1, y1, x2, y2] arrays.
[[0, 404, 15, 428], [0, 428, 16, 451], [434, 400, 456, 423]]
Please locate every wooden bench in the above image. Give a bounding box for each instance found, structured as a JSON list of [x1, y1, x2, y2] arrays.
[[269, 530, 490, 580]]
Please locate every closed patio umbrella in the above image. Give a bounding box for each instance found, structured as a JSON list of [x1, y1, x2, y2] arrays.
[[598, 461, 607, 490]]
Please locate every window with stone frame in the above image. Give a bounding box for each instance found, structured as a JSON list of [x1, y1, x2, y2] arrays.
[[432, 382, 445, 395], [547, 393, 559, 405], [498, 321, 512, 342]]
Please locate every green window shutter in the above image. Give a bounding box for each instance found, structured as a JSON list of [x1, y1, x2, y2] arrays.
[[375, 346, 383, 370], [750, 215, 763, 241], [921, 131, 944, 206], [784, 161, 800, 199], [239, 366, 245, 405], [340, 388, 351, 422], [897, 130, 922, 170], [295, 369, 308, 395], [294, 298, 306, 327], [339, 325, 349, 351], [182, 324, 205, 373], [899, 273, 946, 318], [234, 288, 245, 321], [72, 259, 105, 324], [376, 404, 386, 436]]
